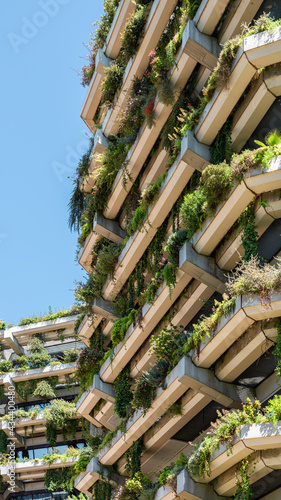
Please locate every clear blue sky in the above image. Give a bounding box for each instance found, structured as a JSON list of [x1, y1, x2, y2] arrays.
[[0, 0, 103, 325]]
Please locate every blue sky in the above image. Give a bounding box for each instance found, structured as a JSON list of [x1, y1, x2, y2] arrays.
[[0, 0, 103, 325]]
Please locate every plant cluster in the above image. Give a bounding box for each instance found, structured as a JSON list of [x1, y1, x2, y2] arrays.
[[75, 239, 122, 312], [16, 376, 58, 401], [18, 305, 82, 326], [80, 0, 120, 87], [179, 14, 281, 133]]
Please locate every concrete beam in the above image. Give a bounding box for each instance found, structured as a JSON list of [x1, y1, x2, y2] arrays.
[[3, 331, 25, 355], [177, 469, 228, 499], [93, 297, 118, 322], [182, 20, 220, 70], [179, 241, 226, 293], [180, 130, 210, 172], [93, 213, 126, 243], [178, 356, 255, 408]]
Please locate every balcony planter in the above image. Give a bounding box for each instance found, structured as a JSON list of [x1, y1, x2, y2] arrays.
[[215, 320, 277, 382], [142, 391, 211, 474], [75, 456, 124, 496], [103, 135, 210, 299], [130, 280, 214, 378], [78, 214, 125, 273], [100, 270, 191, 383], [214, 448, 281, 497], [195, 27, 281, 145], [104, 0, 135, 59], [103, 22, 218, 219], [76, 374, 115, 429], [103, 0, 178, 137], [231, 65, 281, 152], [99, 356, 245, 466], [194, 0, 229, 36], [216, 190, 281, 270], [80, 130, 108, 193], [193, 291, 281, 369], [192, 155, 281, 256], [218, 0, 263, 44], [195, 421, 281, 485], [0, 457, 77, 482], [77, 298, 117, 345], [81, 49, 112, 131]]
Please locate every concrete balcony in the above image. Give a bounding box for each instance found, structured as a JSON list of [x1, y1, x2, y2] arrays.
[[130, 280, 214, 378], [80, 50, 112, 131], [216, 189, 281, 270], [215, 448, 281, 496], [193, 421, 281, 485], [80, 130, 108, 193], [104, 0, 135, 60], [78, 214, 125, 273], [218, 0, 263, 44], [0, 315, 77, 350], [100, 268, 191, 383], [75, 455, 124, 496], [0, 362, 77, 399], [192, 155, 281, 256], [102, 0, 178, 137], [102, 134, 210, 300], [76, 374, 117, 430], [1, 456, 77, 482], [231, 64, 281, 152], [103, 21, 219, 220], [195, 27, 281, 145], [192, 291, 281, 369], [155, 469, 228, 500], [99, 356, 249, 466], [77, 297, 117, 346]]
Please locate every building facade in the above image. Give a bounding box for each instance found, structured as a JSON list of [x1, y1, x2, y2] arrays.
[[3, 0, 281, 498]]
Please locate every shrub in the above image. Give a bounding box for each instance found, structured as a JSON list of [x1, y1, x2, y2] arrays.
[[226, 256, 281, 304], [33, 380, 57, 399], [0, 360, 12, 373]]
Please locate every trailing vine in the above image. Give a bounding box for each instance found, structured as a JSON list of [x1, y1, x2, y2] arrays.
[[240, 202, 259, 261], [113, 367, 133, 419]]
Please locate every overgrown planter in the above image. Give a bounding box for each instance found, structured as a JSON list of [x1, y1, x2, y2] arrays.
[[102, 135, 209, 299], [103, 20, 218, 221], [103, 0, 178, 137], [192, 155, 281, 256], [192, 291, 281, 369], [100, 269, 191, 383], [195, 26, 281, 145], [216, 189, 281, 270], [81, 49, 112, 131], [231, 65, 281, 152]]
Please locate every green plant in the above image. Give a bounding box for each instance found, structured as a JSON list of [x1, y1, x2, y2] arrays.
[[0, 321, 6, 330], [18, 306, 81, 326], [240, 202, 259, 261], [75, 329, 105, 390], [234, 457, 253, 500], [62, 348, 80, 364], [120, 4, 150, 61], [111, 310, 137, 346], [93, 480, 111, 500], [274, 319, 281, 377], [0, 360, 12, 373], [263, 394, 281, 427], [33, 379, 57, 399], [113, 367, 133, 419], [0, 431, 7, 454], [125, 439, 143, 477], [226, 256, 281, 304], [131, 376, 154, 413], [80, 0, 120, 87]]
